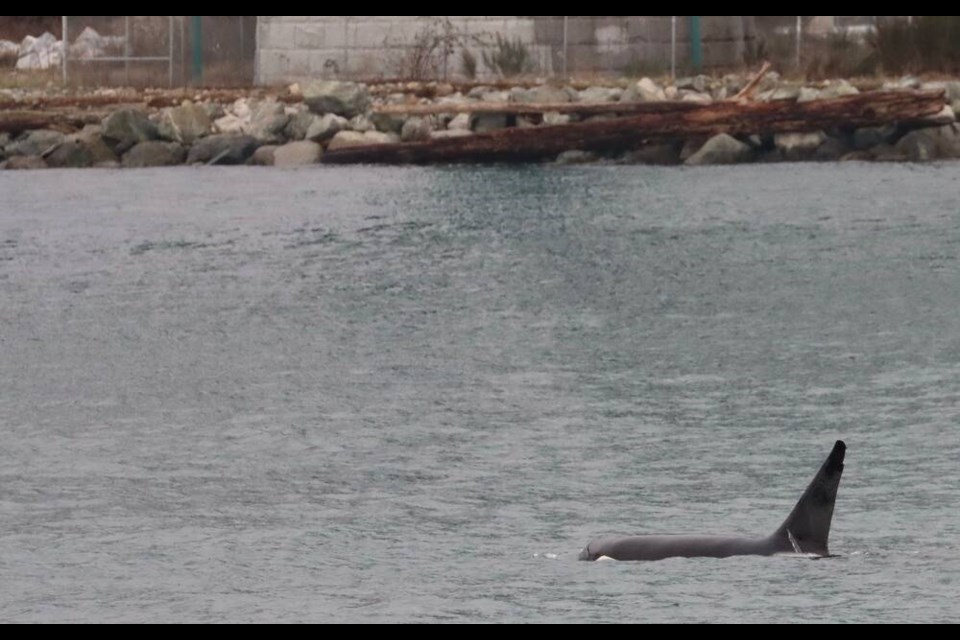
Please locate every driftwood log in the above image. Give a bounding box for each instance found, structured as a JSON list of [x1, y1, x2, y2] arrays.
[[325, 90, 947, 165], [0, 110, 105, 133], [373, 100, 707, 117], [0, 89, 302, 114]]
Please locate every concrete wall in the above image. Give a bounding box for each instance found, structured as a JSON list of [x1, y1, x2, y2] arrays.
[[256, 16, 756, 84]]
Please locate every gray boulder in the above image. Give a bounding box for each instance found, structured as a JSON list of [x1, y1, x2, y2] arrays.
[[273, 141, 322, 167], [306, 113, 348, 143], [44, 139, 94, 168], [102, 108, 158, 153], [283, 110, 317, 141], [302, 81, 371, 118], [250, 145, 278, 166], [186, 134, 259, 165], [245, 100, 290, 143], [400, 117, 432, 142], [6, 129, 64, 157], [370, 111, 407, 134], [722, 74, 747, 96], [917, 105, 957, 127], [853, 125, 897, 150], [814, 136, 852, 162], [347, 114, 375, 133], [819, 81, 859, 99], [122, 141, 187, 168], [679, 136, 709, 162], [894, 125, 960, 162], [74, 125, 119, 164], [870, 143, 907, 162], [684, 133, 754, 165], [939, 84, 960, 114], [762, 86, 801, 101], [157, 102, 212, 144], [676, 75, 710, 93], [470, 114, 509, 133], [921, 80, 960, 103], [623, 77, 666, 102]]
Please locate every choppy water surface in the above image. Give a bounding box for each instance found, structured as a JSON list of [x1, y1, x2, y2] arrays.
[[1, 164, 958, 623]]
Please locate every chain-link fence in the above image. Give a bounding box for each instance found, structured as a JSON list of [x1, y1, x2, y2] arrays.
[[57, 16, 255, 87], [3, 16, 954, 88], [750, 16, 882, 79], [251, 16, 904, 85]]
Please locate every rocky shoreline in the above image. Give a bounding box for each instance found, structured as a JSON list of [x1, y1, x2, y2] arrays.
[[2, 74, 960, 170]]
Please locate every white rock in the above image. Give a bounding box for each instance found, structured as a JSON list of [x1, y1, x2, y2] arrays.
[[16, 32, 63, 70], [232, 98, 252, 119], [774, 131, 827, 153], [348, 114, 374, 132], [327, 130, 398, 151], [305, 113, 348, 142], [448, 113, 471, 131], [578, 86, 622, 103], [273, 141, 322, 167], [681, 91, 712, 104], [624, 77, 666, 102], [71, 26, 105, 60], [430, 130, 474, 140], [544, 112, 572, 126], [0, 40, 19, 59], [796, 87, 821, 103], [214, 113, 245, 135]]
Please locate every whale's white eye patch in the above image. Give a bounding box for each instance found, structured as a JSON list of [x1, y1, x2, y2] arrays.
[[597, 555, 615, 562]]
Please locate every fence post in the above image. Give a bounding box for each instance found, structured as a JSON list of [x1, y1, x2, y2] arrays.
[[61, 16, 68, 85], [795, 16, 802, 70], [191, 16, 203, 85], [690, 16, 702, 73], [169, 16, 175, 87], [671, 16, 677, 79]]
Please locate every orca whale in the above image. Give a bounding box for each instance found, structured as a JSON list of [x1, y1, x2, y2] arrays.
[[579, 440, 846, 561]]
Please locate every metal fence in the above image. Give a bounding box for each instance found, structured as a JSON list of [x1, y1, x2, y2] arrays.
[[17, 16, 923, 88], [59, 16, 256, 87]]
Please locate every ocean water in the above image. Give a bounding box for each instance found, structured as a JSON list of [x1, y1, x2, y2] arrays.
[[1, 163, 958, 623]]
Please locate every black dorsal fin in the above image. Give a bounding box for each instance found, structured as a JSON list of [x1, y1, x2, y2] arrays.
[[773, 441, 846, 556]]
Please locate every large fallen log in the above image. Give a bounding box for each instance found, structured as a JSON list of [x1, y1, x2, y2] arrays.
[[373, 100, 706, 117], [0, 89, 301, 112], [325, 90, 946, 165], [0, 110, 104, 133]]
